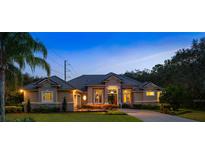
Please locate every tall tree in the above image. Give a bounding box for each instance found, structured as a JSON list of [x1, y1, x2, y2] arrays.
[[125, 37, 205, 109], [0, 33, 50, 121]]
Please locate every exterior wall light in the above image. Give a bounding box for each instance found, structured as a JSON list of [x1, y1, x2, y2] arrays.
[[83, 95, 87, 101]]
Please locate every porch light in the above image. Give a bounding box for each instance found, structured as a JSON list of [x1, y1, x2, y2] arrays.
[[83, 95, 87, 101], [110, 91, 114, 94]]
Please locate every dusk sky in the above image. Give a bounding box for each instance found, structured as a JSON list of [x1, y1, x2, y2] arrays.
[[27, 32, 205, 80]]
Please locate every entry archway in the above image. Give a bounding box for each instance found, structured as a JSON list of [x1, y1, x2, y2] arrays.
[[107, 86, 118, 105]]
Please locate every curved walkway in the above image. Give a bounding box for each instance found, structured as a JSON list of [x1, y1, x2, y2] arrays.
[[121, 109, 196, 122]]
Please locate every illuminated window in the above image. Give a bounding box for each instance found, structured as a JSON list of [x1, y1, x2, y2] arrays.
[[42, 91, 53, 102], [146, 91, 155, 96], [94, 89, 103, 103], [123, 89, 131, 103]]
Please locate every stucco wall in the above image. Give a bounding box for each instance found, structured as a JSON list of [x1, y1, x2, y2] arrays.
[[24, 89, 73, 103], [57, 91, 73, 103], [24, 91, 38, 102], [142, 90, 159, 102], [133, 92, 143, 102], [133, 90, 160, 104]]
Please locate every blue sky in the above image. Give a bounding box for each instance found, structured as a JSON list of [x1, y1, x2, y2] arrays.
[[27, 32, 205, 80]]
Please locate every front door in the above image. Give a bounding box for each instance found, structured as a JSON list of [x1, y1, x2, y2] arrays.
[[77, 95, 81, 108], [108, 94, 117, 104], [74, 94, 81, 108], [107, 89, 118, 104]]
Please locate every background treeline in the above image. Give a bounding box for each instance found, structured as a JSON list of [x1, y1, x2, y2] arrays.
[[125, 38, 205, 110]]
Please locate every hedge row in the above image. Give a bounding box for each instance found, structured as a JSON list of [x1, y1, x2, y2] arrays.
[[5, 106, 24, 113]]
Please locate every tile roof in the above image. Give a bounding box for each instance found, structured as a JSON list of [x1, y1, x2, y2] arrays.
[[68, 72, 143, 91], [24, 72, 162, 91]]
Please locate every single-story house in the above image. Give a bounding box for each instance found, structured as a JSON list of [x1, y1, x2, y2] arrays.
[[22, 72, 162, 111]]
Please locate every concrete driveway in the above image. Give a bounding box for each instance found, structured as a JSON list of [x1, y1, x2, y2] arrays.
[[121, 109, 196, 122]]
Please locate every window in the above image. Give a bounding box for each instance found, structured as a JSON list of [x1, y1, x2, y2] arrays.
[[146, 91, 155, 96], [94, 89, 103, 103], [42, 91, 53, 102], [123, 89, 131, 103]]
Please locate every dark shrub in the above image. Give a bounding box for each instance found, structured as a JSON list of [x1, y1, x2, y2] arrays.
[[32, 106, 60, 113], [160, 103, 171, 114], [62, 97, 67, 112], [121, 103, 131, 108], [133, 104, 160, 110], [6, 92, 23, 105], [5, 106, 23, 113], [6, 102, 23, 106], [160, 85, 187, 111], [27, 99, 31, 113]]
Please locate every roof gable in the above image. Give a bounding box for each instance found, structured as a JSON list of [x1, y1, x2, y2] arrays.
[[24, 76, 74, 90], [35, 78, 60, 87], [140, 82, 162, 90], [103, 73, 122, 83]]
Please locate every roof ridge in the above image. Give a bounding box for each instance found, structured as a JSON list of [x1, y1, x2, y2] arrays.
[[52, 76, 76, 89], [120, 74, 142, 83], [68, 75, 86, 82]]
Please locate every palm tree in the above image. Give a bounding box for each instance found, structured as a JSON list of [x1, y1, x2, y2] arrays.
[[0, 33, 50, 121]]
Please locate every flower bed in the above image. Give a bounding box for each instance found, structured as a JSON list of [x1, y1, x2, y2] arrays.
[[82, 104, 118, 109]]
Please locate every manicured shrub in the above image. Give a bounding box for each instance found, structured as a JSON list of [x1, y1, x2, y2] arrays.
[[121, 103, 131, 108], [62, 97, 67, 112], [5, 106, 23, 113], [82, 104, 118, 110], [6, 102, 23, 106], [27, 99, 31, 113], [160, 103, 171, 114], [32, 107, 60, 113], [32, 106, 60, 113], [133, 104, 160, 110]]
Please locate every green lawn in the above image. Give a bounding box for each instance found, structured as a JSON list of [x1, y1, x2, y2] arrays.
[[6, 112, 142, 122], [178, 110, 205, 122]]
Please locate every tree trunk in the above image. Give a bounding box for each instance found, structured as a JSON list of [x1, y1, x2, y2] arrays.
[[0, 68, 5, 122]]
